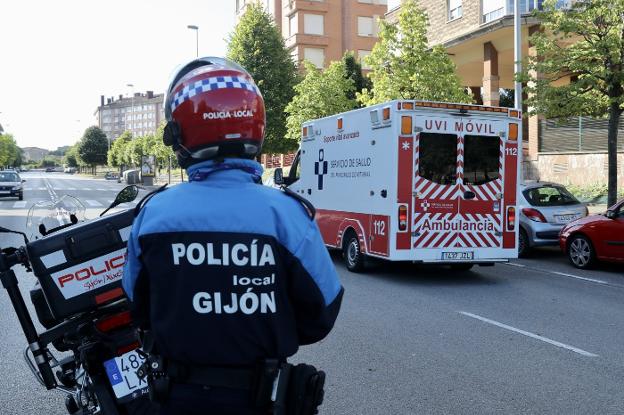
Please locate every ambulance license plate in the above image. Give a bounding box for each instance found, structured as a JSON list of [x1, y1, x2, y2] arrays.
[[442, 251, 474, 260], [103, 350, 148, 403]]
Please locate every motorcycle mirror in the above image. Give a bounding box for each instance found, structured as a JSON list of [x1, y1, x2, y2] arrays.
[[0, 226, 29, 244], [274, 168, 284, 186], [100, 185, 139, 217]]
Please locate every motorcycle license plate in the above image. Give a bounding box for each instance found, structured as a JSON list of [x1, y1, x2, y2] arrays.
[[441, 251, 474, 261], [103, 350, 149, 403]]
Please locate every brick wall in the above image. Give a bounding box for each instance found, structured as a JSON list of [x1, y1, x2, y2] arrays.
[[260, 153, 297, 169], [387, 0, 482, 47]]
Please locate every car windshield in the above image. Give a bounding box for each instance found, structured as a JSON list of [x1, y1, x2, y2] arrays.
[[523, 185, 579, 207], [0, 172, 19, 182]]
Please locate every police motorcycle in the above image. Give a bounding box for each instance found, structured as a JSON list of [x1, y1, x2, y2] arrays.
[[0, 186, 154, 415]]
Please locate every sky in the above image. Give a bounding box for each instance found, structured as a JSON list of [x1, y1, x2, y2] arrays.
[[0, 0, 236, 150]]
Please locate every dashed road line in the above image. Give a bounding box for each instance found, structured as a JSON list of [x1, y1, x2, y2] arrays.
[[85, 200, 103, 207], [459, 311, 599, 358], [504, 262, 608, 286], [13, 201, 27, 208]]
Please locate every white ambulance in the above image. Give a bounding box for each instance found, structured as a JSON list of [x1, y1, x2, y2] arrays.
[[276, 100, 522, 272]]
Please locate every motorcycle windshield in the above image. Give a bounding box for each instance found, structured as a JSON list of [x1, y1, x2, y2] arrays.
[[26, 195, 86, 240]]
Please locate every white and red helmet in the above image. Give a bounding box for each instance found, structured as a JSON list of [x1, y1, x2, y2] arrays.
[[163, 57, 265, 166]]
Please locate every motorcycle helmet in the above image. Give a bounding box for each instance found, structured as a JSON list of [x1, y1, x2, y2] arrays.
[[163, 57, 265, 167]]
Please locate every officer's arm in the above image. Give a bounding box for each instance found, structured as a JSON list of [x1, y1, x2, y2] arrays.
[[289, 220, 344, 345], [122, 211, 150, 328]]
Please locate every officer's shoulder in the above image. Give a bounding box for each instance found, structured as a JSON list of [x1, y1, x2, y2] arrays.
[[256, 185, 315, 220]]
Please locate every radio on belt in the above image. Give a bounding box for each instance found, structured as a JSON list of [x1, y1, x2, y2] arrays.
[[26, 209, 135, 320]]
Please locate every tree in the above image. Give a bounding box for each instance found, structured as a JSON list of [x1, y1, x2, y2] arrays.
[[107, 131, 132, 168], [358, 0, 471, 106], [227, 3, 298, 154], [342, 51, 372, 106], [78, 126, 108, 173], [64, 144, 80, 168], [285, 61, 356, 141], [522, 0, 624, 206], [0, 134, 21, 167]]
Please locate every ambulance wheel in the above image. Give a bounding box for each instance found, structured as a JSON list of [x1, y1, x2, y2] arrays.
[[343, 231, 365, 272], [450, 263, 473, 271]]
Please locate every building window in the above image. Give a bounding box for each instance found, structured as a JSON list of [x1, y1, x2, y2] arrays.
[[358, 50, 372, 70], [304, 14, 324, 35], [304, 47, 325, 68], [289, 13, 298, 36], [357, 16, 374, 37], [448, 0, 462, 21], [358, 0, 373, 3], [482, 0, 505, 23]]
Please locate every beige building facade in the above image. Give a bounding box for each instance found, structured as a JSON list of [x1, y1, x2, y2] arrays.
[[236, 0, 387, 69], [387, 0, 624, 188], [94, 92, 165, 143]]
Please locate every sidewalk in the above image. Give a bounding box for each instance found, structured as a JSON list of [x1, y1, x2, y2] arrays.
[[587, 204, 608, 214]]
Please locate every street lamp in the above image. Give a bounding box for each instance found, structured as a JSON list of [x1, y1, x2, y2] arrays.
[[127, 83, 135, 138], [187, 25, 199, 57]]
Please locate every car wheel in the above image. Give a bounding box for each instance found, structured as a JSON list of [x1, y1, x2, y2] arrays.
[[450, 263, 473, 271], [518, 228, 529, 258], [18, 192, 23, 201], [343, 231, 365, 272], [567, 235, 595, 269]]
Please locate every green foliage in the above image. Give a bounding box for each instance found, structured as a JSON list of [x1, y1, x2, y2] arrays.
[[342, 51, 371, 106], [0, 134, 22, 167], [78, 126, 108, 167], [64, 144, 80, 168], [358, 0, 471, 106], [567, 183, 624, 204], [227, 3, 298, 154], [285, 60, 356, 141], [107, 131, 132, 167], [49, 146, 71, 157], [521, 0, 624, 206]]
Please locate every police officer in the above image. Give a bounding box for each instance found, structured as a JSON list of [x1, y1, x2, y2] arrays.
[[122, 57, 343, 414]]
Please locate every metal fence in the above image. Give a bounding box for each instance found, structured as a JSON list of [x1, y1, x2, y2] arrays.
[[539, 116, 624, 153]]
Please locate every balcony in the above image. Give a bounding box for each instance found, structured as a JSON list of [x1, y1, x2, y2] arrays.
[[482, 0, 571, 24], [285, 0, 328, 17]]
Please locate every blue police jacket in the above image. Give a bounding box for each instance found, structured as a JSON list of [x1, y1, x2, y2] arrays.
[[122, 158, 343, 366]]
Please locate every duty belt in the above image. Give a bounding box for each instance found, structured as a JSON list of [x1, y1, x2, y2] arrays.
[[166, 360, 256, 390]]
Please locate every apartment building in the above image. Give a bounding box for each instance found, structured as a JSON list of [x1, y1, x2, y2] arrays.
[[236, 0, 387, 69], [94, 91, 165, 142], [387, 0, 623, 187]]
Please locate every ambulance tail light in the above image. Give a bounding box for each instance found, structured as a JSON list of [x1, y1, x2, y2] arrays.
[[401, 116, 412, 135], [398, 204, 408, 232], [506, 206, 516, 231]]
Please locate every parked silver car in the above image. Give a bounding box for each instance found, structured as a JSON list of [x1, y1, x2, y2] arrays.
[[518, 182, 588, 257]]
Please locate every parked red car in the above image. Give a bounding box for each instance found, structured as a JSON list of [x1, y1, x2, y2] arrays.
[[559, 199, 624, 269]]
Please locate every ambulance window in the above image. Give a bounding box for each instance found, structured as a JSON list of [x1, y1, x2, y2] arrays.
[[463, 135, 500, 185], [418, 133, 457, 185]]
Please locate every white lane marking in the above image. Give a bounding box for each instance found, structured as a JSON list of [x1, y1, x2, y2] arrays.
[[83, 188, 92, 191], [459, 311, 599, 357], [13, 201, 27, 208], [66, 188, 76, 191], [504, 262, 607, 285], [106, 200, 114, 204], [85, 200, 103, 207], [37, 187, 46, 190], [550, 271, 608, 285], [96, 188, 107, 191], [24, 187, 33, 190]]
